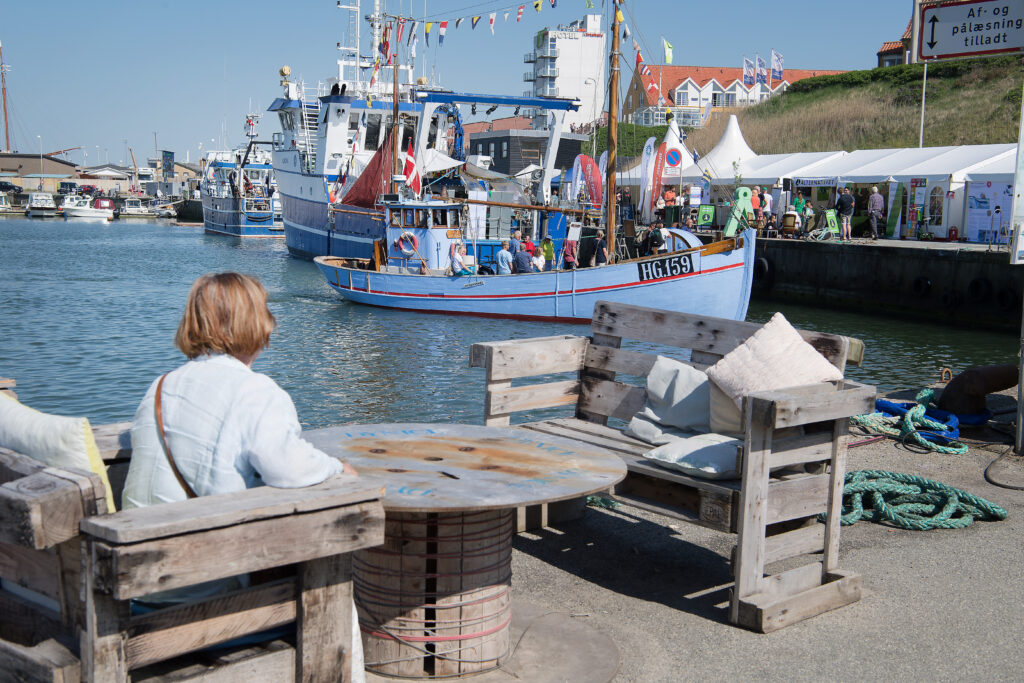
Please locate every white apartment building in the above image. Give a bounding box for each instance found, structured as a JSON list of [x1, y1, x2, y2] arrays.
[[523, 14, 606, 133]]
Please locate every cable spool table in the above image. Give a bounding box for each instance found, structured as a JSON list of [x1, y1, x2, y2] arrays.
[[305, 423, 627, 680]]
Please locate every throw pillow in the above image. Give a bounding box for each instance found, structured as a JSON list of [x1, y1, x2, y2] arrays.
[[635, 355, 711, 434], [644, 432, 743, 480], [0, 393, 116, 512]]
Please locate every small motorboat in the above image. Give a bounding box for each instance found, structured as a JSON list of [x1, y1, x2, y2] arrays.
[[64, 196, 115, 220], [25, 192, 57, 218], [0, 192, 16, 214], [119, 196, 155, 217], [153, 202, 177, 218]]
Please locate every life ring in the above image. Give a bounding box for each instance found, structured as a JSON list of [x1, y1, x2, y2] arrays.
[[911, 276, 931, 297], [967, 277, 992, 304], [394, 232, 418, 257], [753, 257, 774, 291], [996, 287, 1019, 312]]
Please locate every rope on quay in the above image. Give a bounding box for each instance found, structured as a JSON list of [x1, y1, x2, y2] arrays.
[[823, 470, 1008, 530], [851, 389, 969, 455]]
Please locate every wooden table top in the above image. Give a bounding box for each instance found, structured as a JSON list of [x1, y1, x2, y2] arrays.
[[305, 423, 626, 512]]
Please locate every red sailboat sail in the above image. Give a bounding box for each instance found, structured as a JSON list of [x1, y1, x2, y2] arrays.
[[340, 128, 395, 209]]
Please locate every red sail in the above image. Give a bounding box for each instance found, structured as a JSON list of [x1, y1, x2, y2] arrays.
[[341, 128, 395, 209]]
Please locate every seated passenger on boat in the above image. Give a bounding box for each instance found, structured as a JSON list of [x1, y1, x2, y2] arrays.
[[452, 244, 475, 276], [496, 240, 513, 275]]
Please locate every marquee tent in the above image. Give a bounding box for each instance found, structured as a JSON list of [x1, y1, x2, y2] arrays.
[[963, 154, 1016, 184]]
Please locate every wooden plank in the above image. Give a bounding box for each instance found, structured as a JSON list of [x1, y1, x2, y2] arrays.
[[469, 336, 589, 381], [0, 588, 67, 648], [81, 481, 382, 544], [750, 381, 876, 429], [765, 474, 829, 526], [736, 570, 862, 633], [126, 580, 297, 669], [578, 378, 646, 422], [591, 300, 757, 356], [763, 524, 825, 565], [0, 637, 80, 683], [823, 418, 850, 574], [729, 397, 774, 624], [132, 641, 295, 683], [583, 345, 658, 378], [0, 446, 47, 484], [82, 540, 130, 682], [0, 541, 61, 602], [95, 501, 385, 601], [544, 418, 654, 451], [92, 422, 132, 461], [486, 380, 580, 416], [758, 562, 823, 601], [800, 332, 850, 373], [0, 470, 95, 549], [521, 421, 648, 457], [767, 430, 834, 470], [296, 554, 353, 683], [577, 332, 621, 425], [622, 454, 742, 496], [613, 475, 734, 533]]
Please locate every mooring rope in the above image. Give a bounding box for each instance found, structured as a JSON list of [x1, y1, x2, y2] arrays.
[[824, 470, 1007, 530], [851, 389, 969, 455]]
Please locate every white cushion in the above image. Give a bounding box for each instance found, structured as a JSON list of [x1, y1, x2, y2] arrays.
[[634, 355, 710, 433], [705, 312, 843, 435], [643, 432, 742, 480], [0, 393, 116, 512]]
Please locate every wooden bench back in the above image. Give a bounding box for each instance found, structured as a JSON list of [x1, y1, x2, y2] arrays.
[[578, 301, 857, 424], [470, 301, 862, 426]]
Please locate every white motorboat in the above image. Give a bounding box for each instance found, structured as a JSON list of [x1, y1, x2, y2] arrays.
[[26, 192, 57, 218], [153, 202, 177, 218], [120, 197, 155, 217], [64, 196, 115, 220], [0, 192, 15, 214]]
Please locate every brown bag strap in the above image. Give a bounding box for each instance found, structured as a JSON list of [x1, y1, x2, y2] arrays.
[[155, 373, 198, 499]]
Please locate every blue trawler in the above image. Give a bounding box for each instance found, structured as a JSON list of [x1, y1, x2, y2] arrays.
[[200, 115, 283, 238]]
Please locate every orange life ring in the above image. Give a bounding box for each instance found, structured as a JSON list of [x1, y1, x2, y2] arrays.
[[395, 231, 418, 257]]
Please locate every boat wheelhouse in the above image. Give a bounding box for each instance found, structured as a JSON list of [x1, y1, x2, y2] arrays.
[[25, 192, 57, 218]]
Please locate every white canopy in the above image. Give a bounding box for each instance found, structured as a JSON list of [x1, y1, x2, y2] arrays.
[[415, 148, 465, 174], [734, 151, 847, 187], [964, 154, 1017, 184], [789, 148, 905, 184], [888, 143, 1017, 183]]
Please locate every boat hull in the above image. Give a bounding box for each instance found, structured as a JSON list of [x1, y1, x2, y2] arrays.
[[202, 195, 283, 238], [27, 208, 57, 218], [314, 232, 756, 323], [64, 207, 113, 220], [281, 193, 384, 260]]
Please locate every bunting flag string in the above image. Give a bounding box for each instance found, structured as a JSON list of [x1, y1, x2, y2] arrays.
[[549, 0, 557, 7], [455, 17, 464, 29], [503, 10, 509, 21], [407, 21, 418, 45], [439, 20, 448, 46], [489, 12, 495, 34], [471, 15, 481, 29], [396, 18, 405, 44], [425, 21, 432, 46], [533, 0, 542, 12], [517, 4, 524, 21]]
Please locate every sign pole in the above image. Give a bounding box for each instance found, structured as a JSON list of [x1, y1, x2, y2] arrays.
[[910, 0, 921, 64], [918, 62, 927, 148], [1010, 83, 1024, 453]]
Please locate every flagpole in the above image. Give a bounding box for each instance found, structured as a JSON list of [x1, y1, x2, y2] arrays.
[[606, 0, 621, 262]]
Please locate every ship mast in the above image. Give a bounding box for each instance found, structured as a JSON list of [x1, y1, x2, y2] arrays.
[[0, 40, 10, 152], [605, 1, 620, 261]]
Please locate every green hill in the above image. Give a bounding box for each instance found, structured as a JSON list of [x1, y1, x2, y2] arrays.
[[593, 55, 1023, 158]]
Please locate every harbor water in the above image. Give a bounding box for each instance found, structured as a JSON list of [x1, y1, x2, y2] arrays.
[[1, 217, 1018, 428]]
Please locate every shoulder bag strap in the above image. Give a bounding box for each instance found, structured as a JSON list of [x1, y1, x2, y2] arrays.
[[155, 373, 198, 499]]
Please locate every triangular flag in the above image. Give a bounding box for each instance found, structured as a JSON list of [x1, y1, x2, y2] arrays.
[[662, 37, 673, 64], [396, 18, 405, 44], [408, 21, 418, 44], [585, 0, 593, 6], [425, 22, 432, 46], [489, 12, 495, 34], [439, 21, 448, 46], [504, 11, 509, 21], [635, 51, 643, 68], [533, 0, 542, 12], [622, 23, 630, 39], [471, 15, 480, 28], [615, 9, 624, 24], [549, 0, 556, 6], [632, 39, 639, 52], [410, 34, 418, 58], [517, 4, 525, 21], [404, 139, 421, 196], [455, 17, 464, 29]]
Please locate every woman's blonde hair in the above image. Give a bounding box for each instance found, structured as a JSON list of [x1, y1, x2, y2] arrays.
[[175, 272, 276, 360]]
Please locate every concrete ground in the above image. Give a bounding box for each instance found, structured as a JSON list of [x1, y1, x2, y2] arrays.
[[504, 393, 1024, 682]]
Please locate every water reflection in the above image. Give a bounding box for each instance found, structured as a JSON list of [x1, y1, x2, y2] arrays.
[[0, 216, 1017, 429]]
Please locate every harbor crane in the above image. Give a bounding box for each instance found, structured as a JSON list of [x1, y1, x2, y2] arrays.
[[44, 146, 83, 157]]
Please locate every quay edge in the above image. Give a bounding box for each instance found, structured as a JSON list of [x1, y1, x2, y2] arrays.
[[753, 239, 1024, 333]]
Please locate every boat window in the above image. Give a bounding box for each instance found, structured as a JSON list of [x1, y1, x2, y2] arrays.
[[348, 113, 360, 133], [400, 127, 415, 155], [432, 209, 447, 226], [416, 210, 428, 227], [449, 209, 460, 227], [390, 210, 402, 227], [488, 143, 495, 157], [403, 209, 416, 226], [364, 114, 382, 151]]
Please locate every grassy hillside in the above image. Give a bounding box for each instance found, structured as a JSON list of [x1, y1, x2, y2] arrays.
[[590, 55, 1023, 158]]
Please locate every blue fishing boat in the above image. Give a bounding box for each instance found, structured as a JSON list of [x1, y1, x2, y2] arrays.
[[200, 115, 283, 238], [313, 197, 755, 322]]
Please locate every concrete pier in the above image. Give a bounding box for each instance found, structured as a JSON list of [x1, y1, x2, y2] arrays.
[[754, 237, 1024, 332]]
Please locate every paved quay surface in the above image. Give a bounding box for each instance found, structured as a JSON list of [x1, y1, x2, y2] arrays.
[[505, 394, 1024, 681]]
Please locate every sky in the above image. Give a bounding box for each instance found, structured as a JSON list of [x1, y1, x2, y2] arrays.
[[0, 0, 909, 167]]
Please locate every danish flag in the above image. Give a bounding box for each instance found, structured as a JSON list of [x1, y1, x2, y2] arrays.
[[404, 140, 421, 196]]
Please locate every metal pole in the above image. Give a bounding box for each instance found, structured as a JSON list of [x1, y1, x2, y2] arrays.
[[605, 0, 621, 262], [910, 0, 922, 64], [918, 61, 927, 148]]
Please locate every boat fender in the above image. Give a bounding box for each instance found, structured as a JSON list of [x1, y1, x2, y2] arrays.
[[967, 277, 992, 304], [911, 276, 931, 297], [753, 257, 774, 290], [395, 232, 418, 257], [996, 287, 1019, 312]]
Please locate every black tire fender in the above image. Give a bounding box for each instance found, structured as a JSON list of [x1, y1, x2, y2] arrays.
[[753, 257, 774, 290]]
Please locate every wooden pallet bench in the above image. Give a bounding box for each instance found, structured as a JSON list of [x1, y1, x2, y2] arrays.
[[470, 301, 875, 632], [0, 409, 386, 682]]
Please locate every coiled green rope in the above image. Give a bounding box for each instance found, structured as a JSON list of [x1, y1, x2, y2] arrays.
[[826, 470, 1007, 530], [850, 389, 968, 455]]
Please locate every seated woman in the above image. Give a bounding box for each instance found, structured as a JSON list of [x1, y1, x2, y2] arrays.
[[125, 272, 364, 673], [451, 244, 475, 276]]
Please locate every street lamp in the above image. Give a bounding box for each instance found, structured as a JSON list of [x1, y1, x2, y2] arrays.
[[36, 135, 42, 190]]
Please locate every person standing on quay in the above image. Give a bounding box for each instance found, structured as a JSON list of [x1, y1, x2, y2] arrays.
[[836, 187, 856, 242], [867, 186, 885, 240]]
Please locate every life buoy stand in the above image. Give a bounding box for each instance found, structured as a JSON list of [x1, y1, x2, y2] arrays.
[[394, 232, 418, 257]]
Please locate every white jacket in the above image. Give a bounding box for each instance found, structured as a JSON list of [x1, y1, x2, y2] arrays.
[[125, 353, 344, 509]]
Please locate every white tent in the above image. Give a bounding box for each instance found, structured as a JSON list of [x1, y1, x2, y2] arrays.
[[734, 151, 847, 187], [964, 154, 1016, 184], [789, 148, 905, 184], [888, 143, 1017, 183], [673, 114, 758, 184]]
